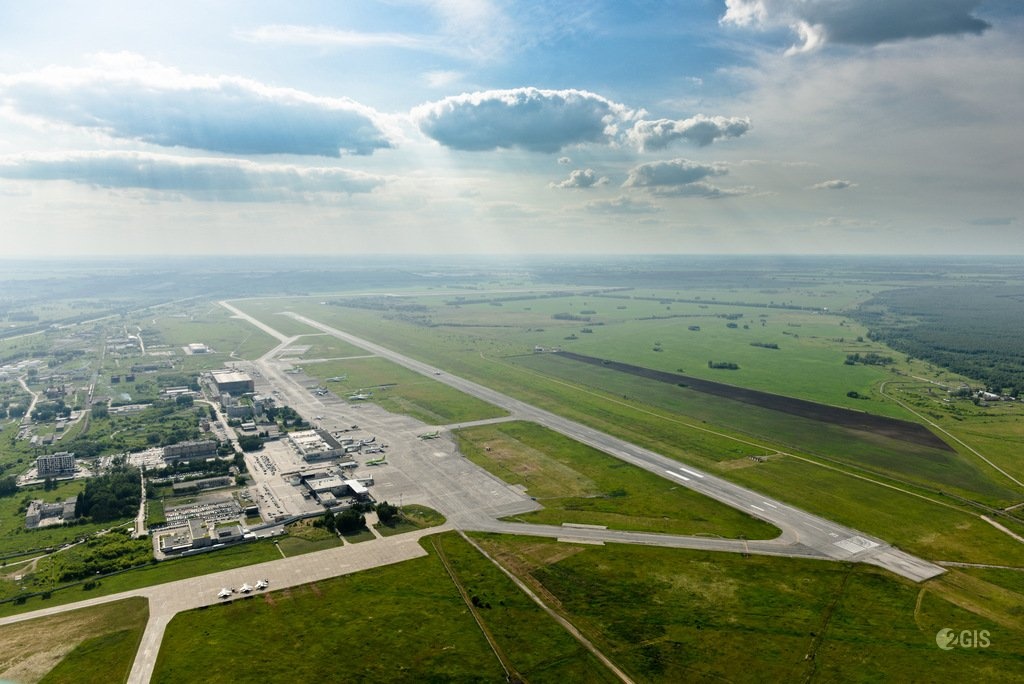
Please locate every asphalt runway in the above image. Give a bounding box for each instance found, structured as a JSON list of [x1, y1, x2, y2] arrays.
[[281, 310, 945, 584]]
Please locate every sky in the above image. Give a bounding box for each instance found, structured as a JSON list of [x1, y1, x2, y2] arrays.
[[0, 0, 1021, 257]]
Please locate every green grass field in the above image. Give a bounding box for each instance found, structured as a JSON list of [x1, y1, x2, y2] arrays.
[[152, 532, 615, 683], [455, 421, 779, 539], [304, 355, 508, 424], [0, 538, 283, 618], [511, 352, 1016, 504], [476, 535, 1024, 683], [0, 596, 148, 684]]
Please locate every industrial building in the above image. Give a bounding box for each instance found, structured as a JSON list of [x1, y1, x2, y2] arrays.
[[36, 451, 76, 477], [210, 369, 255, 396]]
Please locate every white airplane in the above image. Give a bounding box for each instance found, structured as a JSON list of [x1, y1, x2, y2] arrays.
[[255, 579, 269, 590], [239, 583, 254, 593], [217, 588, 233, 599]]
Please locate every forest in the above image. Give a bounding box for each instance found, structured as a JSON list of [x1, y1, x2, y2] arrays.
[[855, 285, 1024, 394]]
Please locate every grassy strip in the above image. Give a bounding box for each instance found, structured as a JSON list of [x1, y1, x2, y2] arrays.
[[304, 355, 508, 424], [475, 535, 1024, 683], [0, 596, 148, 684], [455, 421, 779, 539], [0, 539, 283, 618]]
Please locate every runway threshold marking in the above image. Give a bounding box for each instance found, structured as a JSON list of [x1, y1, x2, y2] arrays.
[[750, 504, 766, 512], [761, 501, 778, 509], [679, 467, 704, 479], [665, 470, 690, 481]]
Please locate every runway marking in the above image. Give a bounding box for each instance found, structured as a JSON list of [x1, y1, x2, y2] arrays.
[[665, 470, 690, 481], [679, 467, 704, 479], [761, 501, 778, 509], [750, 504, 765, 512]]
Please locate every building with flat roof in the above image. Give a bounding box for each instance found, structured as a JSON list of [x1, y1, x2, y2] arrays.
[[36, 451, 75, 477], [289, 429, 345, 462], [163, 440, 218, 463], [211, 370, 254, 396]]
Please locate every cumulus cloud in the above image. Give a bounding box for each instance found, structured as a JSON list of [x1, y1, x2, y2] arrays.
[[0, 151, 384, 200], [584, 195, 661, 214], [623, 159, 742, 198], [550, 168, 609, 189], [558, 156, 572, 165], [811, 179, 856, 190], [721, 0, 990, 54], [628, 115, 751, 150], [412, 87, 751, 153], [0, 53, 394, 156], [624, 159, 727, 188], [412, 87, 637, 152]]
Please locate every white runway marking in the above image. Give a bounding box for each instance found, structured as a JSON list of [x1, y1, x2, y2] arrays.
[[750, 504, 765, 512], [761, 501, 778, 508], [665, 469, 690, 481], [679, 467, 704, 478]]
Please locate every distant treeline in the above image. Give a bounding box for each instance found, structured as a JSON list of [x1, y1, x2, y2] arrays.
[[854, 285, 1024, 394]]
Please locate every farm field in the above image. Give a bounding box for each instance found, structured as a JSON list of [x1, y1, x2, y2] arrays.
[[475, 535, 1024, 683], [0, 596, 148, 684], [152, 532, 615, 683], [455, 421, 779, 539]]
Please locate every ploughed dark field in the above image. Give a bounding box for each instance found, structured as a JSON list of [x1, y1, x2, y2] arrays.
[[555, 351, 953, 452]]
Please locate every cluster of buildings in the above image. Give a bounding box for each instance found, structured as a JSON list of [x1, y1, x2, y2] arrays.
[[24, 497, 78, 529]]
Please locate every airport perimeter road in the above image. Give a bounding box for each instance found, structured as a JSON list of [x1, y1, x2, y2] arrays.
[[277, 311, 944, 583]]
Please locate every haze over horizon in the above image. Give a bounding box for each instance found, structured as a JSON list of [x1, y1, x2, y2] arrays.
[[0, 1, 1021, 257]]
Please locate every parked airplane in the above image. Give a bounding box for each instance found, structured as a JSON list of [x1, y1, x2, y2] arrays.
[[255, 579, 269, 590], [239, 583, 253, 593], [348, 392, 371, 400], [218, 588, 233, 599], [366, 457, 387, 466], [418, 431, 440, 439]]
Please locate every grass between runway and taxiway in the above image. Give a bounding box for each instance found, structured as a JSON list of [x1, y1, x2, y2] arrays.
[[473, 534, 1024, 683], [151, 532, 616, 683], [454, 421, 779, 539], [0, 597, 148, 684], [304, 355, 508, 424]]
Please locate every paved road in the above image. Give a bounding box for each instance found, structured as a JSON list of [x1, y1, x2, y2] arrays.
[[0, 525, 447, 684], [279, 310, 945, 583]]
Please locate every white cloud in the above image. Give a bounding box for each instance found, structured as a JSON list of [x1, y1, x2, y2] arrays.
[[623, 159, 742, 199], [424, 70, 464, 88], [623, 158, 727, 188], [628, 115, 751, 150], [0, 151, 385, 201], [412, 88, 637, 152], [550, 168, 609, 189], [811, 179, 856, 190], [558, 156, 572, 165], [584, 195, 661, 214], [237, 25, 440, 52], [0, 53, 395, 156], [722, 0, 990, 54]]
